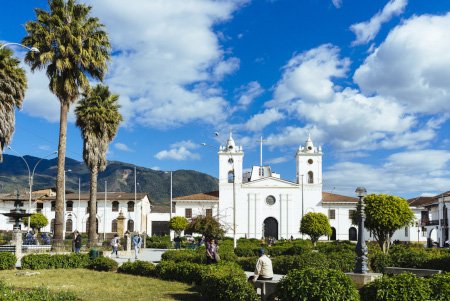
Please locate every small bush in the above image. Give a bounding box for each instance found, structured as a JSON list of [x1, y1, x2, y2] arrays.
[[146, 235, 172, 249], [161, 249, 203, 263], [87, 256, 118, 272], [369, 251, 392, 273], [156, 260, 206, 285], [277, 267, 359, 301], [428, 273, 450, 301], [272, 252, 329, 274], [327, 251, 355, 272], [118, 260, 156, 277], [360, 273, 431, 301], [0, 281, 77, 300], [21, 253, 89, 270], [0, 253, 16, 270]]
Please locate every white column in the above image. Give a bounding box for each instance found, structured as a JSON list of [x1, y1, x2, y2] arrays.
[[254, 194, 257, 238], [247, 194, 251, 238], [279, 194, 283, 238], [286, 194, 289, 239]]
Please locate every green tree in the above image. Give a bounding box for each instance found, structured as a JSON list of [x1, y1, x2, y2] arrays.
[[351, 194, 414, 254], [169, 216, 189, 236], [75, 84, 122, 246], [185, 215, 225, 239], [0, 46, 27, 162], [23, 0, 111, 246], [23, 213, 48, 231], [300, 212, 332, 247]]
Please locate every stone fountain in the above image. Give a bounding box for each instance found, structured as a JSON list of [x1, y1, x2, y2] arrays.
[[1, 190, 32, 258]]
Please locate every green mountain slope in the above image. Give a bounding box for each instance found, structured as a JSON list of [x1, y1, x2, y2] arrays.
[[0, 154, 218, 204]]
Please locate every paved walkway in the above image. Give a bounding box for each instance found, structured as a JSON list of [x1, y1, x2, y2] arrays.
[[110, 248, 166, 265]]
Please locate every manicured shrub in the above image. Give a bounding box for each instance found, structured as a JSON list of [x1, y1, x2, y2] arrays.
[[146, 235, 172, 249], [428, 273, 450, 301], [87, 256, 118, 272], [0, 253, 16, 270], [316, 241, 355, 253], [0, 281, 77, 300], [21, 253, 90, 270], [327, 251, 355, 272], [118, 260, 156, 277], [236, 256, 258, 271], [198, 262, 258, 301], [234, 246, 260, 257], [161, 249, 203, 263], [369, 251, 392, 273], [273, 252, 329, 274], [277, 267, 359, 301], [155, 260, 207, 285], [360, 273, 431, 301]]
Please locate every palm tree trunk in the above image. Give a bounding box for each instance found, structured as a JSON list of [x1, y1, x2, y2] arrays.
[[88, 165, 98, 247], [53, 102, 69, 251]]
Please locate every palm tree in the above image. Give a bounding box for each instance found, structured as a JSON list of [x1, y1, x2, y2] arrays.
[[0, 46, 27, 162], [22, 0, 110, 246], [75, 84, 122, 246]]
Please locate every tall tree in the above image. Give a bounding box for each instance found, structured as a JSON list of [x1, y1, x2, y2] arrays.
[[75, 84, 122, 246], [0, 46, 27, 161], [351, 194, 414, 253], [22, 0, 110, 246]]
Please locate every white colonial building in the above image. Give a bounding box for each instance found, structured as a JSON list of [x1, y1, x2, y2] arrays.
[[171, 133, 427, 243]]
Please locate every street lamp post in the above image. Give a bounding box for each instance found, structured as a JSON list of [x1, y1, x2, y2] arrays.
[[354, 187, 368, 274], [7, 146, 56, 230], [0, 42, 39, 52]]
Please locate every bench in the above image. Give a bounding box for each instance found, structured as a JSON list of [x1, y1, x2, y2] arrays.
[[384, 267, 442, 277], [245, 271, 283, 301], [0, 245, 16, 253], [22, 245, 52, 253]]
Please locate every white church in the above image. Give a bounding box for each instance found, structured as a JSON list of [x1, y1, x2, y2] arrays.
[[172, 133, 428, 242]]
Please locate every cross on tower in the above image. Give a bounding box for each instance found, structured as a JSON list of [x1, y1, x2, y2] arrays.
[[256, 136, 267, 169]]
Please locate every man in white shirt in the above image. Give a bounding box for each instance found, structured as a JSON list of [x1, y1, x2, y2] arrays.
[[248, 248, 273, 282]]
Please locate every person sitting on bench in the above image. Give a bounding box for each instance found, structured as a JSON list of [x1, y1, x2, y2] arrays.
[[248, 248, 273, 282]]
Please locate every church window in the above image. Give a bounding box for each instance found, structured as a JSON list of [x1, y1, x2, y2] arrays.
[[328, 209, 336, 220], [112, 201, 119, 212], [112, 219, 117, 233], [206, 209, 212, 217], [266, 195, 276, 206], [128, 219, 134, 232], [349, 210, 356, 220], [308, 171, 314, 183], [308, 146, 312, 150], [228, 171, 234, 183], [36, 203, 43, 213], [228, 158, 234, 164], [66, 219, 73, 232], [127, 201, 135, 212], [308, 159, 313, 164], [66, 201, 73, 212], [185, 208, 192, 218]]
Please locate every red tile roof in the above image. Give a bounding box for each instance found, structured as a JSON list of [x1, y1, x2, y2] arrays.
[[322, 192, 358, 203]]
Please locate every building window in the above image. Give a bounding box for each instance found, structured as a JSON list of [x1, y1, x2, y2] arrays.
[[51, 219, 55, 233], [185, 208, 192, 218], [421, 211, 429, 225], [405, 227, 409, 237], [349, 210, 356, 220], [308, 159, 313, 164], [66, 201, 73, 212], [308, 171, 313, 184], [128, 219, 134, 232], [112, 201, 119, 212], [328, 209, 336, 220], [206, 209, 212, 218], [228, 171, 234, 183], [36, 203, 43, 213], [172, 202, 176, 214], [127, 201, 135, 212], [66, 219, 73, 232], [422, 227, 427, 237], [51, 201, 56, 211], [266, 195, 276, 206], [112, 219, 118, 233]]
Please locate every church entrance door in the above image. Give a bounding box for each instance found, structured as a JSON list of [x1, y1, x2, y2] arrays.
[[330, 227, 336, 240], [263, 217, 278, 239]]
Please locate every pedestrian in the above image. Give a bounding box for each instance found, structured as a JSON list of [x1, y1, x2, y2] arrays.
[[206, 239, 215, 264], [174, 235, 181, 249], [111, 234, 120, 258], [248, 248, 273, 283], [132, 233, 142, 259], [74, 231, 82, 253]]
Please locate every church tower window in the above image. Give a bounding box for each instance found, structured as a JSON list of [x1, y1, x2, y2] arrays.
[[308, 171, 314, 183], [266, 195, 276, 206], [228, 171, 234, 183]]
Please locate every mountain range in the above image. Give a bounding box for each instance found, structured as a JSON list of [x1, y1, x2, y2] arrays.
[[0, 154, 218, 206]]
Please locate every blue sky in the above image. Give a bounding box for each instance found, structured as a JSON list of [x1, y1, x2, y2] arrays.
[[2, 0, 450, 198]]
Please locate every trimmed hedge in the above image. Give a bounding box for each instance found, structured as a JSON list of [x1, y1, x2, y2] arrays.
[[87, 256, 118, 272], [360, 273, 431, 301], [277, 267, 359, 301], [161, 249, 203, 263], [21, 253, 90, 270], [0, 253, 16, 270], [156, 260, 206, 285], [118, 260, 156, 277], [146, 235, 172, 249], [0, 281, 77, 300], [428, 273, 450, 301]]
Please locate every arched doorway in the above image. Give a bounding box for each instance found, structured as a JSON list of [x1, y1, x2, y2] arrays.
[[349, 227, 357, 241], [263, 217, 278, 239], [428, 228, 438, 247], [330, 227, 336, 240]]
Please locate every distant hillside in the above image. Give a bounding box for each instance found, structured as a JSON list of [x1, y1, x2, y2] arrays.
[[0, 154, 218, 204]]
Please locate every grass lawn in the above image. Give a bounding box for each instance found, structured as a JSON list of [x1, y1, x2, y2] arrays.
[[0, 269, 201, 301]]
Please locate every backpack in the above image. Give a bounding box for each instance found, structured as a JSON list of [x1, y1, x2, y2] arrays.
[[110, 237, 117, 247]]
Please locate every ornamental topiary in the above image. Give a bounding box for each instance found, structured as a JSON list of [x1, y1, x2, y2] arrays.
[[277, 267, 359, 301], [87, 256, 118, 272], [0, 252, 16, 270], [300, 212, 332, 247], [360, 273, 431, 301]]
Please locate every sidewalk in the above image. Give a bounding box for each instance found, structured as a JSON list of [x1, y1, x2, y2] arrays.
[[109, 248, 166, 266]]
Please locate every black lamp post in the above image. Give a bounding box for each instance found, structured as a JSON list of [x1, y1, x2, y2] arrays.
[[354, 187, 368, 274]]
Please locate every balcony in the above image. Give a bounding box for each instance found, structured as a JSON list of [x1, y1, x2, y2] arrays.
[[425, 219, 449, 226]]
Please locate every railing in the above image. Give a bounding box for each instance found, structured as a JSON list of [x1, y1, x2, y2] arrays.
[[426, 220, 439, 226]]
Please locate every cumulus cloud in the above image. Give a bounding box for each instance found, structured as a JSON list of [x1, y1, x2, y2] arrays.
[[155, 147, 200, 161], [265, 156, 288, 164], [350, 0, 407, 45], [114, 143, 133, 152], [244, 109, 284, 132], [354, 13, 450, 115], [235, 81, 264, 109], [332, 0, 342, 9]]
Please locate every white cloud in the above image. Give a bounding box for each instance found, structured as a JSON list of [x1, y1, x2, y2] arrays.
[[332, 0, 342, 9], [354, 13, 450, 115], [244, 109, 284, 132], [265, 156, 288, 164], [325, 150, 450, 196], [266, 126, 326, 148], [350, 0, 407, 45], [235, 81, 264, 109], [155, 146, 200, 161], [114, 143, 133, 152], [170, 140, 200, 150], [81, 0, 246, 128]]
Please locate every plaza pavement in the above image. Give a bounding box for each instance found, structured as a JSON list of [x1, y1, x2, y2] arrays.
[[110, 248, 166, 265]]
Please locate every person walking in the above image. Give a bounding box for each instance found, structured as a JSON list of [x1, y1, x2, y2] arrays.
[[73, 231, 82, 253], [132, 233, 142, 259], [111, 234, 120, 258]]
